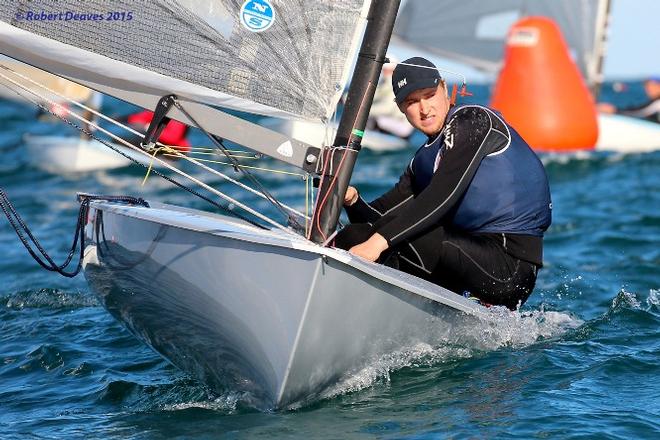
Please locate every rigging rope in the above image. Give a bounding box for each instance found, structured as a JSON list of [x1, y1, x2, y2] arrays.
[[161, 153, 306, 177], [172, 100, 306, 231], [0, 66, 309, 234], [0, 71, 267, 229], [0, 190, 147, 277], [0, 64, 311, 218], [309, 80, 372, 241]]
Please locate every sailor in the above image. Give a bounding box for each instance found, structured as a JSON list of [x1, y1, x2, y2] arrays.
[[127, 110, 192, 152], [336, 57, 552, 310], [597, 76, 660, 124]]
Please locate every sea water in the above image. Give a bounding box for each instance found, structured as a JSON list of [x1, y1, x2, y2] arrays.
[[0, 83, 658, 438]]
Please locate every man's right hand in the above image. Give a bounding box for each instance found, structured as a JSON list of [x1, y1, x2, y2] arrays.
[[344, 186, 359, 206]]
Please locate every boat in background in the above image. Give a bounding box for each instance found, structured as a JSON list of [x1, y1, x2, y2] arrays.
[[596, 113, 660, 153], [23, 135, 132, 173], [1, 58, 187, 173], [22, 134, 167, 173], [0, 57, 196, 174]]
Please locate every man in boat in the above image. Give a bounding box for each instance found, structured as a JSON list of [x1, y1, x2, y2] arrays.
[[336, 57, 552, 310], [597, 76, 660, 124], [126, 110, 192, 153]]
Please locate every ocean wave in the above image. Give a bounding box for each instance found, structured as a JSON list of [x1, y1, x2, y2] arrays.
[[609, 288, 660, 314], [562, 289, 660, 344], [17, 343, 64, 372], [95, 377, 252, 415], [1, 288, 98, 310]]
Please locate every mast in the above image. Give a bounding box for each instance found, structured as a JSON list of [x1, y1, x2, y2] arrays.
[[310, 0, 401, 244], [589, 0, 612, 98]]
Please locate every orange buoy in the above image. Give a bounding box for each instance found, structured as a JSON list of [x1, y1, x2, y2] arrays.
[[490, 17, 598, 152]]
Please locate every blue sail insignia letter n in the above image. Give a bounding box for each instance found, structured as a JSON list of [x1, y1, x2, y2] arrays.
[[240, 0, 275, 32]]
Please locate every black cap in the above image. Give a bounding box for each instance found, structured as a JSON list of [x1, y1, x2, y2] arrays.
[[392, 57, 442, 105]]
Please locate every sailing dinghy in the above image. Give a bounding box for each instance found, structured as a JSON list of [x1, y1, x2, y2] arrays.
[[0, 0, 492, 408], [22, 133, 188, 173], [22, 134, 140, 173]]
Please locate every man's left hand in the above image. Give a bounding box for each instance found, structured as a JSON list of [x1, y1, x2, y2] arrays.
[[348, 233, 389, 262]]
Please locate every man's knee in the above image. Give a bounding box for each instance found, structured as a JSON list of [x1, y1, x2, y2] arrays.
[[334, 223, 374, 250], [472, 261, 539, 310]]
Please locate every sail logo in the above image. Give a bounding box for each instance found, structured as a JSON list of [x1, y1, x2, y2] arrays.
[[276, 141, 293, 158], [240, 0, 275, 33]]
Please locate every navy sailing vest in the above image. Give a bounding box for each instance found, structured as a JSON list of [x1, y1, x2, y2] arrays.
[[410, 107, 552, 236]]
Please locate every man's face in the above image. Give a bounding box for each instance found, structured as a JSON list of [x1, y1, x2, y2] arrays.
[[644, 80, 660, 99], [398, 85, 450, 136]]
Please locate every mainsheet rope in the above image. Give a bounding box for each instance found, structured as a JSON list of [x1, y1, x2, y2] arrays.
[[0, 190, 148, 277]]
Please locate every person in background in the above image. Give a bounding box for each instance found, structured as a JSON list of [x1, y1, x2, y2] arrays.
[[597, 76, 660, 124], [366, 56, 415, 139], [38, 89, 102, 139], [336, 57, 552, 310], [127, 110, 191, 153], [80, 91, 103, 139]]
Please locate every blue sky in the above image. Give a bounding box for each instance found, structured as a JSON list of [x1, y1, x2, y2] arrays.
[[603, 0, 660, 78]]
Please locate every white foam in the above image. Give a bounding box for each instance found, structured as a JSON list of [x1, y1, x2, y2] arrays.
[[313, 307, 582, 402], [540, 150, 596, 165], [161, 391, 249, 413], [612, 289, 643, 309]]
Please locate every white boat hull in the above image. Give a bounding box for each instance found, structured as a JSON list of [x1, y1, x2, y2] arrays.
[[596, 113, 660, 153], [82, 200, 487, 409], [23, 135, 157, 173], [260, 118, 409, 152]]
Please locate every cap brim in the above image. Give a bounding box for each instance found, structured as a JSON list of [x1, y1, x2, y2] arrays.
[[395, 78, 440, 104]]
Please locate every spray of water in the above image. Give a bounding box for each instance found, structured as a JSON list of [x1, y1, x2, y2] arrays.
[[307, 305, 583, 405]]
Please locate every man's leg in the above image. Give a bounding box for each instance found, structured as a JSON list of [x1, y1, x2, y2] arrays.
[[394, 227, 538, 309]]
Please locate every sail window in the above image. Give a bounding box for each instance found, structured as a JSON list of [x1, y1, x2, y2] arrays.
[[475, 10, 521, 41]]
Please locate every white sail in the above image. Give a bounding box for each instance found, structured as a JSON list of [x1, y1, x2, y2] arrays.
[[393, 0, 609, 86], [0, 0, 370, 122]]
